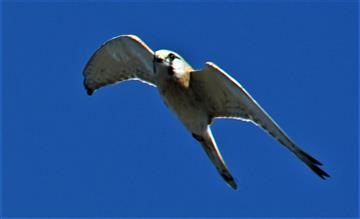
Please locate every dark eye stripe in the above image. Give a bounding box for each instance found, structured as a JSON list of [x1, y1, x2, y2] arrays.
[[168, 53, 176, 61]]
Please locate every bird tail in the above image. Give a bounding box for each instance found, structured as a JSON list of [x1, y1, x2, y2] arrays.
[[192, 128, 238, 190]]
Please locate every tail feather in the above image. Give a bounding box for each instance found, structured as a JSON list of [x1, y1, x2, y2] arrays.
[[192, 129, 238, 190]]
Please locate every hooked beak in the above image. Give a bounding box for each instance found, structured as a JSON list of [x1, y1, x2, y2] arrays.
[[154, 56, 163, 63], [153, 53, 161, 73]]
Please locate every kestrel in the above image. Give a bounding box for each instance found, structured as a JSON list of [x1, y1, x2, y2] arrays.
[[83, 34, 329, 189]]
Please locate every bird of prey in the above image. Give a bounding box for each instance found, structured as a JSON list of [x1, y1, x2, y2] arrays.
[[83, 34, 329, 189]]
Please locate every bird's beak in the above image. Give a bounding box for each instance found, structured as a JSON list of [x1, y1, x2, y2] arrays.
[[153, 54, 156, 73], [154, 56, 163, 63], [153, 54, 162, 73]]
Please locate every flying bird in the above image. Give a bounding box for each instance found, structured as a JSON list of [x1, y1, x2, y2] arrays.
[[83, 34, 329, 189]]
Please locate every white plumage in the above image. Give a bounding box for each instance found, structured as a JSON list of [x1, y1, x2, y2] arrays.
[[83, 34, 329, 190]]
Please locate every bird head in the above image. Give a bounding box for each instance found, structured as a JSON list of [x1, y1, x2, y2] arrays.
[[153, 50, 193, 79]]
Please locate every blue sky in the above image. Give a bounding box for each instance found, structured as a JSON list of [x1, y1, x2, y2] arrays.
[[1, 1, 358, 217]]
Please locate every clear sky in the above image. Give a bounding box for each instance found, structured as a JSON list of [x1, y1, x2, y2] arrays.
[[1, 1, 358, 218]]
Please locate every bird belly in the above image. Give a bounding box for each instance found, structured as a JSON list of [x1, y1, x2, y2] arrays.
[[158, 79, 208, 134]]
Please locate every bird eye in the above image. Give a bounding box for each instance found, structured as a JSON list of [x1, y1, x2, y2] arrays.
[[168, 53, 176, 61]]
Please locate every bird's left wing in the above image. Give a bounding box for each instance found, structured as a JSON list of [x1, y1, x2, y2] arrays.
[[83, 35, 156, 95], [191, 62, 329, 179]]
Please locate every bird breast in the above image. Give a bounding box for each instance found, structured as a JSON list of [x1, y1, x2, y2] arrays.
[[157, 75, 208, 133]]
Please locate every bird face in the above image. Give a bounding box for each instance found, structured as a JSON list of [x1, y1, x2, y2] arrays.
[[153, 50, 192, 80]]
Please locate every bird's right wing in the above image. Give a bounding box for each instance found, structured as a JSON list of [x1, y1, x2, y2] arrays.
[[83, 35, 156, 95]]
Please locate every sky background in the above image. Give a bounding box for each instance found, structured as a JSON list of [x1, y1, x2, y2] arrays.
[[1, 1, 358, 218]]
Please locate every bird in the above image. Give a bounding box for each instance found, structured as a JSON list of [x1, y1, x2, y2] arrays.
[[83, 34, 329, 190]]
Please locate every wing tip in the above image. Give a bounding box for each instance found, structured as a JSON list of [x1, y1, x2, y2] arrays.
[[311, 163, 331, 180], [86, 88, 94, 96], [221, 172, 238, 190], [297, 149, 330, 179], [229, 180, 238, 190], [298, 150, 323, 166], [83, 79, 94, 96]]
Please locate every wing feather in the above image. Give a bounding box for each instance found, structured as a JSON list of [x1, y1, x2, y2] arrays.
[[191, 62, 329, 179], [83, 35, 156, 95]]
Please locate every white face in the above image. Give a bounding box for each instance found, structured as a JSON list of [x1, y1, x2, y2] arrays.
[[154, 50, 189, 79]]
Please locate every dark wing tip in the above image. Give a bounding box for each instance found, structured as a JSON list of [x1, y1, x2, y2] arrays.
[[309, 163, 331, 180], [86, 88, 94, 96], [298, 150, 323, 166], [296, 149, 330, 179], [221, 172, 238, 190], [83, 79, 94, 96], [229, 180, 238, 190]]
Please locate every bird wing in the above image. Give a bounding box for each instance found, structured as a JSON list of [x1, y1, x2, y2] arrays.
[[83, 35, 156, 95], [191, 62, 329, 179]]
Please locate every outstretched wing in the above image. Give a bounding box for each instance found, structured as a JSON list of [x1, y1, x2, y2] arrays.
[[191, 62, 329, 179], [83, 35, 156, 95]]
